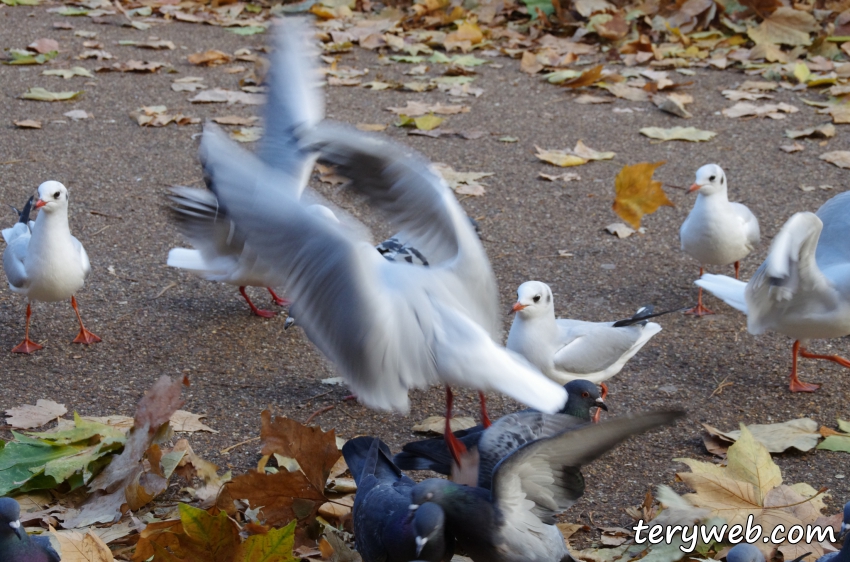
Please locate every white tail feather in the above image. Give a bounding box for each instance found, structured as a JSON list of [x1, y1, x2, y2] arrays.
[[167, 248, 209, 272], [695, 274, 748, 313]]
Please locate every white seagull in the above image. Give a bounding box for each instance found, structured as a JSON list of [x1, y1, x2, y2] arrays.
[[506, 281, 661, 387], [167, 18, 323, 318], [2, 181, 100, 354], [680, 164, 760, 316], [696, 191, 850, 392]]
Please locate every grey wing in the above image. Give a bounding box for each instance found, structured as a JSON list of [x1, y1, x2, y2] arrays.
[[477, 411, 587, 489], [553, 320, 643, 374], [33, 535, 61, 562], [730, 202, 760, 249], [302, 122, 499, 337], [2, 229, 30, 291], [815, 191, 850, 271], [169, 187, 247, 262], [71, 236, 91, 278], [256, 17, 324, 197], [491, 411, 684, 529]]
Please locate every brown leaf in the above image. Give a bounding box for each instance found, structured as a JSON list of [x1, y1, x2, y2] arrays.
[[561, 65, 604, 88], [412, 415, 476, 434], [740, 0, 780, 16], [820, 151, 850, 169], [113, 60, 165, 73], [218, 469, 327, 530], [187, 49, 232, 66], [260, 411, 341, 493], [50, 527, 113, 562], [5, 399, 65, 427], [520, 51, 544, 74], [28, 38, 59, 54], [386, 101, 469, 116], [170, 410, 218, 433], [596, 11, 628, 40], [212, 115, 258, 126], [612, 162, 673, 229], [748, 7, 819, 46]]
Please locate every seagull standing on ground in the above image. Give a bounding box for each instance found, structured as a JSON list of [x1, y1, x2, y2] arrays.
[[0, 497, 60, 562], [167, 18, 323, 318], [2, 182, 101, 354], [697, 192, 850, 392], [680, 164, 760, 316]]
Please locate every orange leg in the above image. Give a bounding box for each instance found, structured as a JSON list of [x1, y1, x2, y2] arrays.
[[444, 386, 468, 467], [734, 261, 740, 280], [478, 391, 492, 429], [71, 296, 101, 345], [591, 382, 608, 423], [239, 286, 276, 318], [684, 267, 714, 316], [267, 288, 290, 307], [11, 302, 43, 354], [789, 341, 821, 392]]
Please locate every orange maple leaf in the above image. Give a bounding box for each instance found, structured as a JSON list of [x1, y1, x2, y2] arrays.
[[612, 161, 674, 229]]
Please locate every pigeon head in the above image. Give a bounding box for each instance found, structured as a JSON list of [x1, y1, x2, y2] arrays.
[[410, 479, 455, 511], [725, 543, 765, 562], [689, 164, 726, 196], [561, 380, 607, 419], [0, 497, 24, 540], [34, 181, 69, 213], [511, 281, 554, 317], [412, 502, 445, 557]]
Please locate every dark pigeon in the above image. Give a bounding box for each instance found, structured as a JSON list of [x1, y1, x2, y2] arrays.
[[817, 501, 850, 562], [0, 497, 60, 562], [342, 437, 453, 562], [409, 410, 684, 562], [393, 379, 606, 488]]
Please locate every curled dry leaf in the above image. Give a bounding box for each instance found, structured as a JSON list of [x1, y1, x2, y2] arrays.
[[386, 101, 469, 116], [169, 410, 218, 433], [539, 171, 581, 182], [432, 163, 492, 196], [723, 101, 798, 119], [28, 38, 60, 54], [817, 420, 850, 453], [5, 399, 66, 428], [13, 119, 43, 129], [355, 123, 387, 131], [780, 142, 805, 153], [702, 418, 821, 453], [49, 526, 113, 562], [21, 87, 82, 101], [187, 49, 231, 66], [612, 161, 673, 229], [212, 115, 258, 126], [77, 50, 112, 60], [231, 127, 263, 143], [722, 89, 774, 101], [652, 94, 692, 118], [605, 222, 636, 238], [561, 64, 604, 88], [640, 126, 716, 142], [820, 151, 850, 169], [43, 67, 93, 79], [747, 7, 819, 47], [412, 415, 476, 435], [786, 123, 836, 139]]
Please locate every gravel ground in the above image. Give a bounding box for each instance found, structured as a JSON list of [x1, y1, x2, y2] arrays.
[[1, 5, 849, 536]]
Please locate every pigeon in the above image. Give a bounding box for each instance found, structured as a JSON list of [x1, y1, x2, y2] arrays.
[[0, 497, 60, 562], [817, 501, 850, 562], [393, 379, 606, 483], [506, 281, 662, 384], [167, 17, 324, 318], [680, 164, 760, 316], [409, 410, 684, 562], [2, 182, 101, 354], [696, 191, 850, 392], [342, 437, 453, 562]]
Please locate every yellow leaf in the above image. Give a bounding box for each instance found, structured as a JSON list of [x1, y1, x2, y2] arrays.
[[679, 472, 762, 525], [561, 65, 604, 88], [239, 520, 297, 562], [445, 21, 484, 45], [50, 527, 114, 562], [726, 425, 783, 502], [612, 162, 673, 229], [793, 62, 811, 83], [413, 114, 444, 130], [747, 7, 819, 46], [535, 146, 588, 167]]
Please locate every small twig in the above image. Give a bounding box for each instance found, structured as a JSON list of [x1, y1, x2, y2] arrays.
[[302, 389, 334, 405], [90, 210, 123, 219], [154, 281, 177, 299], [710, 376, 734, 397], [220, 436, 260, 454], [0, 160, 23, 166], [304, 405, 335, 425], [90, 225, 112, 237]]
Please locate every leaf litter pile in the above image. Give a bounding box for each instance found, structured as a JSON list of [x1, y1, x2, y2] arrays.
[[1, 373, 848, 561]]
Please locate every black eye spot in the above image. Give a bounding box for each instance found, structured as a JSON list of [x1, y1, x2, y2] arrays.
[[53, 192, 60, 199], [533, 295, 540, 303], [709, 175, 716, 181]]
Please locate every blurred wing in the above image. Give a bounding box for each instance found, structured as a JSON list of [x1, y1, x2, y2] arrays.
[[815, 192, 850, 271], [257, 17, 324, 197], [730, 202, 760, 249], [2, 227, 30, 291], [492, 411, 684, 528]]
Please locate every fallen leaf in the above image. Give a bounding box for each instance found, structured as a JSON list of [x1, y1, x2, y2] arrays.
[[723, 101, 798, 119], [238, 521, 298, 562], [5, 400, 67, 428], [652, 94, 692, 118], [412, 416, 476, 434], [189, 88, 265, 105], [571, 139, 615, 161], [722, 89, 775, 101], [355, 123, 387, 131], [77, 50, 112, 60], [574, 94, 613, 104], [112, 60, 165, 73], [230, 127, 263, 142], [702, 419, 821, 453], [539, 171, 581, 182], [361, 80, 396, 90], [606, 83, 650, 102], [21, 87, 82, 101], [748, 7, 819, 47], [520, 51, 543, 75], [605, 222, 636, 238], [786, 123, 836, 139], [640, 126, 716, 142], [212, 115, 258, 126], [42, 67, 92, 79], [432, 163, 492, 196], [187, 49, 231, 66], [28, 38, 59, 54], [13, 119, 43, 129], [820, 151, 850, 169], [535, 147, 587, 168], [780, 142, 804, 153], [817, 420, 850, 453], [50, 527, 113, 562], [612, 161, 673, 229], [386, 101, 469, 116], [561, 64, 604, 88], [170, 411, 218, 433]]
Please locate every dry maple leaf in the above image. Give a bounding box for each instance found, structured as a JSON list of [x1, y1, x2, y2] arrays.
[[561, 65, 604, 88], [5, 399, 66, 428], [187, 49, 231, 66], [260, 410, 340, 492], [612, 162, 673, 229]]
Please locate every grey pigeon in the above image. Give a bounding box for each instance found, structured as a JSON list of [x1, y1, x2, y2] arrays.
[[0, 497, 60, 562], [409, 410, 684, 562], [393, 379, 606, 485], [342, 437, 453, 562], [817, 501, 850, 562]]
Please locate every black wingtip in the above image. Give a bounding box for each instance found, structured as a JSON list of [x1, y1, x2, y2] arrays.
[[612, 305, 689, 327], [11, 196, 34, 224]]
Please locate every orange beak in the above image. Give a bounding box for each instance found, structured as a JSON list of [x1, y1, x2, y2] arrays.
[[34, 199, 47, 209], [511, 302, 527, 313], [687, 183, 701, 194]]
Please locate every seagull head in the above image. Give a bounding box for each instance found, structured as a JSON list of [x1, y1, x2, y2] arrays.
[[34, 181, 69, 213], [511, 281, 553, 317], [562, 380, 607, 418], [0, 497, 24, 540], [725, 543, 765, 562], [412, 502, 445, 557], [688, 164, 726, 196]]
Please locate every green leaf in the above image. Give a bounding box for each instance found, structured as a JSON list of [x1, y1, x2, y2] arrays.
[[449, 54, 488, 67], [5, 50, 57, 65], [428, 52, 452, 64], [817, 435, 850, 453], [239, 521, 297, 562], [29, 413, 124, 445], [178, 503, 240, 559], [55, 6, 89, 15], [390, 55, 425, 63], [838, 419, 850, 433], [245, 3, 262, 12], [228, 26, 266, 35], [544, 70, 582, 84], [21, 88, 83, 101], [521, 0, 554, 18], [43, 67, 93, 79]]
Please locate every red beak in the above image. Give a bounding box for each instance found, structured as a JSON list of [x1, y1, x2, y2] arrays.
[[511, 302, 526, 313], [687, 183, 701, 194], [34, 199, 47, 209]]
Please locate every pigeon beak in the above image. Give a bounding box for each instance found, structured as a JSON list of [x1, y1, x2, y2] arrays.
[[511, 302, 526, 313], [409, 504, 419, 511], [687, 183, 701, 194], [415, 536, 428, 556], [595, 397, 608, 411], [10, 520, 23, 540], [34, 199, 47, 209]]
